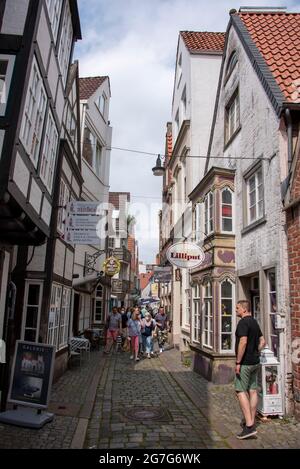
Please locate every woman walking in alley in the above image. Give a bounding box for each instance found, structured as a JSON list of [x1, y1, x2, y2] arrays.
[[141, 312, 156, 358], [127, 307, 142, 362]]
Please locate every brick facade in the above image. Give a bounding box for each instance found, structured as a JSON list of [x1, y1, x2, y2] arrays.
[[286, 153, 300, 420]]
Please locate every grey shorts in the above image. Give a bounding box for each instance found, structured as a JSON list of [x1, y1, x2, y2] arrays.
[[234, 364, 260, 392]]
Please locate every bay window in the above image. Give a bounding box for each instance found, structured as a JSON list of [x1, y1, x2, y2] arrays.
[[221, 188, 233, 232], [204, 192, 213, 235], [203, 282, 213, 348], [193, 284, 201, 343], [220, 279, 234, 352]]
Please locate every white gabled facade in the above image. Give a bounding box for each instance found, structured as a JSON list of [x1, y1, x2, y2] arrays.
[[161, 31, 224, 350], [73, 76, 112, 333]]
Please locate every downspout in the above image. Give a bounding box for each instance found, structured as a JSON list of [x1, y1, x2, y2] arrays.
[[285, 108, 293, 170], [283, 108, 292, 414]]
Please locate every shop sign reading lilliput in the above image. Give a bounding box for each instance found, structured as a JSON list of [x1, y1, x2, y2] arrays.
[[166, 241, 205, 269]]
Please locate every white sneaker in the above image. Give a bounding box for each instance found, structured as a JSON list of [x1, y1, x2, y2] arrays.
[[159, 348, 163, 353], [135, 357, 140, 361], [147, 353, 151, 359], [150, 352, 155, 357], [130, 355, 134, 359]]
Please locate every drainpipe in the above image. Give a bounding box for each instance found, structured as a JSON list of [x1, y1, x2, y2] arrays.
[[285, 108, 293, 170]]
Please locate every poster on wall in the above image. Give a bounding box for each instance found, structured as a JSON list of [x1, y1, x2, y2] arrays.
[[8, 341, 55, 409]]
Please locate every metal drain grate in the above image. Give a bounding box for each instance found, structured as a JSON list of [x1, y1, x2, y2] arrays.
[[124, 406, 172, 422]]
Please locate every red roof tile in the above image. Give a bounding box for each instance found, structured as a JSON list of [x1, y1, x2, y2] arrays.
[[180, 31, 225, 53], [139, 272, 153, 291], [238, 13, 300, 102], [79, 76, 107, 99]]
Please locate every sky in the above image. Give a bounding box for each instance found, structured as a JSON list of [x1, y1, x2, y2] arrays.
[[74, 0, 299, 264]]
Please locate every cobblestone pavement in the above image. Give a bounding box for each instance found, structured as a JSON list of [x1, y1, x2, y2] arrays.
[[0, 349, 104, 449], [0, 347, 299, 449], [85, 349, 300, 449]]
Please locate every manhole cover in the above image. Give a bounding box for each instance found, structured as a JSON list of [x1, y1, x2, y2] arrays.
[[124, 406, 172, 422]]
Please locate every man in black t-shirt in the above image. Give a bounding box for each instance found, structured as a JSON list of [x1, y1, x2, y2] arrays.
[[234, 300, 265, 440]]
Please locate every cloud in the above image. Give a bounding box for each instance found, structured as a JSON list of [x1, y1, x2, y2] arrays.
[[74, 0, 296, 263]]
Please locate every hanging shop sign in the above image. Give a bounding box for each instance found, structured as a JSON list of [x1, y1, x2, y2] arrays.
[[153, 266, 172, 283], [103, 256, 121, 276], [112, 279, 123, 294], [166, 241, 205, 269], [8, 341, 55, 409]]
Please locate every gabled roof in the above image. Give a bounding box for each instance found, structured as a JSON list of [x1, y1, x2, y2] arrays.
[[180, 31, 225, 54], [79, 76, 108, 100], [238, 12, 300, 103], [228, 11, 300, 114]]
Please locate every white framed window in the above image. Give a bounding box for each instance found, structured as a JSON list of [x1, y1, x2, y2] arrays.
[[57, 0, 73, 86], [203, 282, 213, 348], [0, 129, 4, 159], [181, 86, 186, 120], [21, 281, 43, 343], [225, 51, 238, 80], [177, 53, 182, 87], [46, 0, 63, 42], [247, 167, 263, 224], [95, 143, 102, 178], [267, 269, 279, 358], [221, 188, 233, 232], [0, 54, 15, 116], [220, 279, 235, 352], [57, 179, 70, 234], [174, 109, 179, 136], [20, 57, 47, 166], [59, 287, 71, 349], [39, 109, 59, 193], [47, 283, 62, 349], [194, 202, 202, 242], [225, 89, 240, 144], [193, 284, 201, 343], [96, 93, 107, 117], [83, 127, 103, 178], [94, 284, 103, 323], [204, 192, 214, 235], [185, 288, 191, 326]]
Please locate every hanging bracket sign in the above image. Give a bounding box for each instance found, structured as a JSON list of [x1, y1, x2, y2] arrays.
[[166, 241, 205, 269], [103, 256, 121, 277]]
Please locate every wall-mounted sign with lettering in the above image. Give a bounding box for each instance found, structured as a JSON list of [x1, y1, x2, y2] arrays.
[[166, 242, 205, 269], [103, 256, 121, 277]]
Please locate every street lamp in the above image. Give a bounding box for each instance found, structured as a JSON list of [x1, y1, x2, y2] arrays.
[[152, 154, 165, 176]]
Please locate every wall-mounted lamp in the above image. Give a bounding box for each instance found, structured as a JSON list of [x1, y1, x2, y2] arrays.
[[152, 154, 165, 176]]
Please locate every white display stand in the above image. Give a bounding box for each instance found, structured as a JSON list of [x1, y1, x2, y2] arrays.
[[0, 406, 54, 428]]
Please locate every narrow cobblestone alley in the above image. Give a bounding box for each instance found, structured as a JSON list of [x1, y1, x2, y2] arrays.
[[0, 348, 299, 449]]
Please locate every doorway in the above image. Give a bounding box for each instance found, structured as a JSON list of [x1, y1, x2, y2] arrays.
[[73, 293, 80, 336]]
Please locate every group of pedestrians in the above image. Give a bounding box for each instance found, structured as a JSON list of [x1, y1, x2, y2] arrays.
[[103, 305, 170, 362]]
